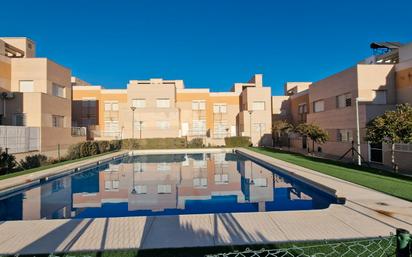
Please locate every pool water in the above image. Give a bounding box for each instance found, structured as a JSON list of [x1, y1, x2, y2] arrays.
[[0, 152, 337, 221]]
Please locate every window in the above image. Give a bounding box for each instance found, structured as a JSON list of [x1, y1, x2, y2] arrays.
[[336, 93, 352, 108], [52, 83, 65, 98], [157, 184, 172, 194], [104, 101, 119, 111], [82, 99, 96, 108], [298, 103, 307, 114], [156, 121, 170, 129], [214, 174, 229, 184], [156, 98, 170, 108], [104, 121, 119, 132], [12, 113, 26, 126], [132, 99, 146, 108], [19, 80, 34, 92], [372, 90, 387, 104], [337, 129, 353, 142], [252, 101, 265, 111], [193, 178, 208, 188], [192, 119, 206, 135], [134, 185, 147, 194], [192, 100, 206, 110], [104, 180, 120, 191], [213, 104, 227, 113], [313, 100, 325, 113], [214, 121, 228, 138], [52, 115, 64, 128]]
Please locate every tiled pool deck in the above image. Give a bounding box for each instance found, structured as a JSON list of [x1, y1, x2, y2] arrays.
[[0, 148, 411, 255]]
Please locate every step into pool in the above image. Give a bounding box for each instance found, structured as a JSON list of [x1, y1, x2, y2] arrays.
[[0, 152, 338, 220]]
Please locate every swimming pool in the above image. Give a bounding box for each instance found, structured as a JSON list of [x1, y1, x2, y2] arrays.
[[0, 152, 338, 221]]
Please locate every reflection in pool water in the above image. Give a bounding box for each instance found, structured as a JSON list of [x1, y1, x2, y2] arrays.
[[0, 153, 337, 221]]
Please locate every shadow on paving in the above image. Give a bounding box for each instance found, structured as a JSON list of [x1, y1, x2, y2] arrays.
[[11, 212, 273, 256]]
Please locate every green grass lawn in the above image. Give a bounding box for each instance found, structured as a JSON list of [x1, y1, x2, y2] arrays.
[[248, 147, 412, 202], [0, 151, 120, 181]]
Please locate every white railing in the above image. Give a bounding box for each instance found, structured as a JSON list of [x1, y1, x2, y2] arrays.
[[0, 126, 40, 154], [71, 127, 87, 137], [188, 129, 207, 137], [92, 130, 122, 139]]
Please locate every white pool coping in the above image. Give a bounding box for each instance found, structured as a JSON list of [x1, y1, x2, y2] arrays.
[[0, 147, 411, 255]]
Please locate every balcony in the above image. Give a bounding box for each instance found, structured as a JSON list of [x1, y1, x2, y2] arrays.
[[71, 127, 87, 137], [0, 125, 40, 154], [92, 130, 122, 139]]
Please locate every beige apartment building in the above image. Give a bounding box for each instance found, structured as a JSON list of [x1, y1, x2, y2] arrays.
[[272, 42, 412, 171], [72, 74, 273, 146], [0, 37, 85, 156]]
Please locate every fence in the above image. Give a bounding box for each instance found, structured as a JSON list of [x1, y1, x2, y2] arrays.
[[207, 229, 412, 257], [0, 125, 40, 154]]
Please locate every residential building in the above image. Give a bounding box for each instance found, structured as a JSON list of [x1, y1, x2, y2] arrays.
[[272, 42, 412, 171], [72, 74, 273, 146], [0, 37, 85, 157]]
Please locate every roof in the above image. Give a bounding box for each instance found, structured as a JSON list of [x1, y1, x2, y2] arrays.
[[370, 42, 402, 49]]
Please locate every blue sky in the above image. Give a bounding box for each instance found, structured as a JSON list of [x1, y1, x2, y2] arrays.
[[1, 0, 411, 95]]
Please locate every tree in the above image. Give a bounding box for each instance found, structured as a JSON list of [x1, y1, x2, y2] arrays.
[[295, 123, 329, 154], [272, 120, 292, 147], [366, 103, 412, 172], [0, 149, 17, 175]]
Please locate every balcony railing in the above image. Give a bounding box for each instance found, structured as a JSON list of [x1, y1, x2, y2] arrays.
[[92, 130, 122, 139], [71, 127, 87, 137], [188, 129, 207, 137], [0, 125, 40, 154]]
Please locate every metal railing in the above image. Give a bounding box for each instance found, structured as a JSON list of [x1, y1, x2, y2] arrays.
[[71, 127, 87, 137]]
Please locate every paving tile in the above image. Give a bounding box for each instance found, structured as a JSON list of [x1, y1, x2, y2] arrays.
[[0, 219, 79, 255], [103, 217, 151, 250], [141, 214, 214, 249], [268, 209, 364, 241], [213, 212, 288, 245]]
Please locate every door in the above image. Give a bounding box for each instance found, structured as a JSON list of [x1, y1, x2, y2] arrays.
[[369, 142, 383, 163]]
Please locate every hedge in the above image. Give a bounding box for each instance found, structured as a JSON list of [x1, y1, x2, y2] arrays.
[[224, 136, 251, 147]]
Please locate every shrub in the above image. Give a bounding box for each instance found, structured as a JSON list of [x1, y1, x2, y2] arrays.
[[67, 143, 82, 160], [88, 141, 100, 156], [80, 141, 91, 157], [141, 138, 186, 149], [187, 138, 204, 148], [121, 138, 187, 150], [109, 140, 122, 151], [225, 136, 251, 147], [121, 139, 138, 149], [20, 154, 48, 170], [97, 140, 110, 153], [0, 150, 17, 175]]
